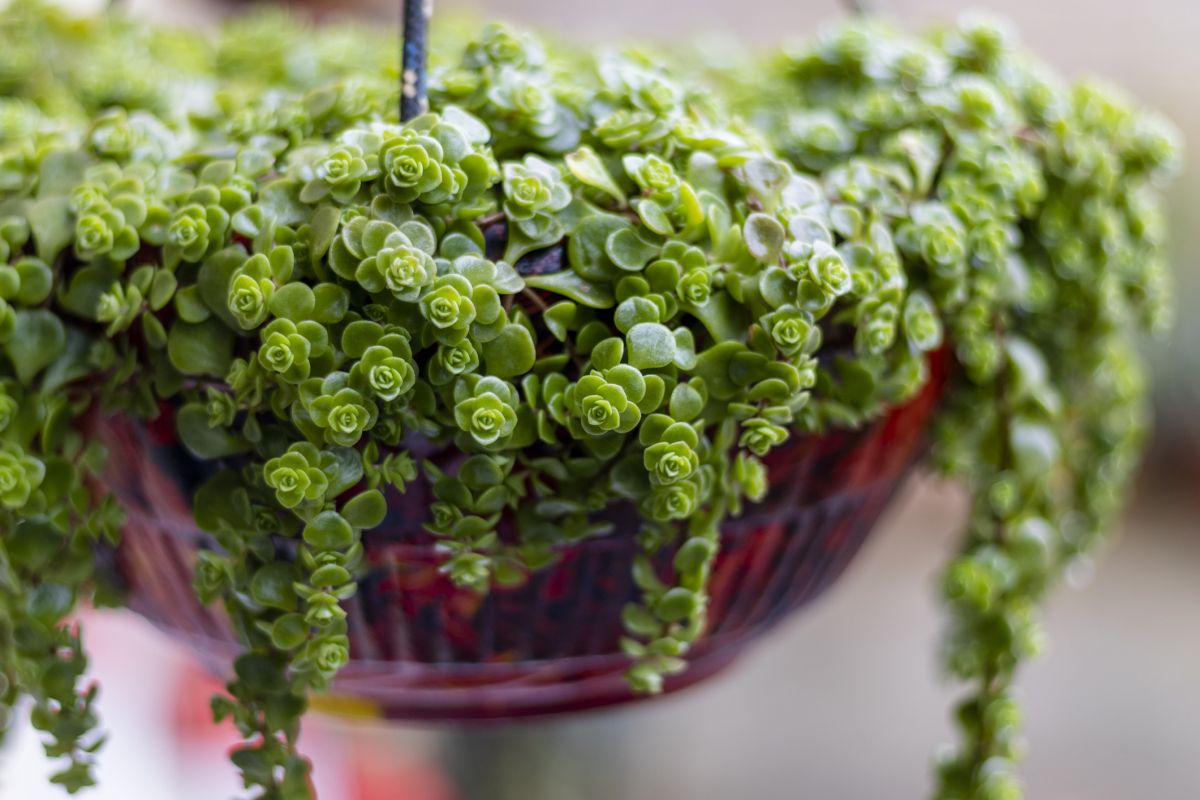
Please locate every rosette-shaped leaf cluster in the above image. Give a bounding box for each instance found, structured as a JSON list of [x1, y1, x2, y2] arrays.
[[502, 154, 572, 254], [331, 213, 439, 301], [379, 111, 496, 207], [0, 440, 44, 508], [264, 443, 330, 509], [453, 374, 520, 448]]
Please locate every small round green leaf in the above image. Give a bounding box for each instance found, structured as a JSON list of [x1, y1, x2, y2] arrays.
[[250, 563, 297, 611], [341, 490, 387, 530], [627, 322, 675, 369], [269, 614, 309, 650], [268, 282, 316, 321], [167, 318, 235, 376], [744, 212, 785, 263], [655, 587, 699, 622], [669, 383, 704, 422], [481, 324, 536, 378], [5, 310, 66, 384], [303, 510, 357, 551], [176, 403, 250, 459], [606, 227, 660, 271]]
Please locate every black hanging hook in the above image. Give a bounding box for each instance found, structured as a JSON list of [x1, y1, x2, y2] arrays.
[[401, 0, 432, 122]]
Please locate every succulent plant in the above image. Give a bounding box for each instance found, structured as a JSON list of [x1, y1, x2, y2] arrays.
[[740, 15, 1180, 797], [0, 4, 1180, 800]]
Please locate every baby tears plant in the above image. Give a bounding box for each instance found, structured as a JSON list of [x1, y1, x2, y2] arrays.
[[0, 3, 1180, 800]]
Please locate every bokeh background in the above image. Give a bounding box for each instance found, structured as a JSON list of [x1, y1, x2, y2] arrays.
[[1, 0, 1197, 798]]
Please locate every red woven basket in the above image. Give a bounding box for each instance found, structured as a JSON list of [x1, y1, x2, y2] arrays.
[[95, 355, 943, 721]]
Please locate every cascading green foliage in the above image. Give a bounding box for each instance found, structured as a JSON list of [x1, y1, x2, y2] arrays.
[[0, 2, 1179, 799], [741, 15, 1180, 799]]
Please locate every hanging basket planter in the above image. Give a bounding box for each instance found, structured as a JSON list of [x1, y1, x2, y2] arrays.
[[98, 351, 942, 720]]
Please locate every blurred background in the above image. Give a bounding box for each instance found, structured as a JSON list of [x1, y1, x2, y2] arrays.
[[1, 0, 1197, 798]]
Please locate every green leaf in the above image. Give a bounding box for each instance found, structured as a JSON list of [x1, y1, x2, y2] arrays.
[[669, 383, 704, 422], [197, 248, 243, 327], [0, 266, 18, 299], [614, 296, 661, 332], [250, 563, 298, 611], [310, 205, 341, 261], [28, 582, 74, 625], [167, 318, 235, 376], [269, 614, 309, 650], [693, 341, 744, 400], [320, 447, 365, 497], [459, 455, 505, 489], [482, 324, 536, 378], [674, 537, 716, 574], [492, 557, 527, 587], [312, 283, 350, 324], [607, 364, 646, 401], [568, 212, 627, 280], [268, 282, 316, 321], [627, 322, 675, 369], [268, 245, 295, 283], [543, 301, 578, 341], [685, 290, 746, 344], [565, 146, 626, 203], [5, 310, 66, 384], [6, 518, 64, 571], [14, 259, 53, 305], [174, 285, 212, 323], [504, 221, 565, 264], [636, 199, 673, 236], [238, 147, 276, 177], [524, 271, 615, 308], [341, 320, 384, 358], [606, 227, 659, 271], [622, 603, 661, 637], [1010, 419, 1059, 477], [176, 403, 250, 459], [193, 471, 252, 532], [639, 374, 666, 413], [311, 564, 352, 586], [148, 269, 178, 311], [257, 177, 307, 226], [303, 510, 357, 551], [141, 314, 167, 349], [58, 263, 121, 319], [342, 490, 387, 529], [744, 212, 785, 263], [672, 327, 697, 370], [27, 197, 72, 262], [590, 337, 624, 370], [655, 587, 699, 622], [789, 215, 832, 246], [37, 149, 88, 196]]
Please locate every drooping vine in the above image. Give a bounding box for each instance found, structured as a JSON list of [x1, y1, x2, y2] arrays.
[[745, 16, 1179, 797]]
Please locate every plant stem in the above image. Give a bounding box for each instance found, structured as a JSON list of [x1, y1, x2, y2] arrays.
[[400, 0, 431, 121]]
